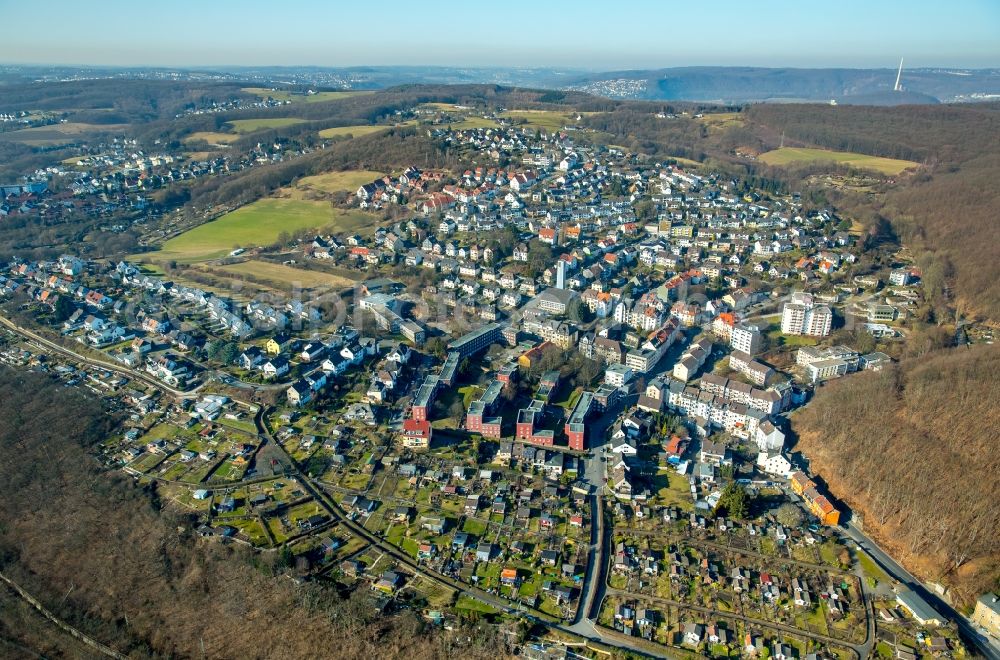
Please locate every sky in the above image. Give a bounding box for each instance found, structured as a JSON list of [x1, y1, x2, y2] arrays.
[[1, 0, 998, 70]]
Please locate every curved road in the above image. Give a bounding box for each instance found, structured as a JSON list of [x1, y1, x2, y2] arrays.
[[841, 521, 1000, 660], [604, 587, 866, 659], [0, 314, 198, 397], [252, 406, 658, 657], [1, 314, 662, 656]]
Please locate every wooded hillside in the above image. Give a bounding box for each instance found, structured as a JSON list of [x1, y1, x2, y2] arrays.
[[791, 344, 1000, 607], [0, 368, 508, 659], [744, 103, 1000, 321]]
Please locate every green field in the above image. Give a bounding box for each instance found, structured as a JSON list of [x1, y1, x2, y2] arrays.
[[242, 87, 374, 103], [759, 147, 918, 175], [149, 198, 379, 263], [217, 260, 359, 289], [856, 550, 892, 584], [666, 155, 703, 167], [296, 169, 385, 193], [697, 112, 745, 131], [440, 116, 499, 130], [500, 110, 588, 132], [184, 131, 241, 145], [227, 118, 308, 133], [317, 120, 415, 139], [0, 122, 130, 146]]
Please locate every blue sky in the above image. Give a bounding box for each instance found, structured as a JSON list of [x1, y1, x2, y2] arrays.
[[1, 0, 997, 69]]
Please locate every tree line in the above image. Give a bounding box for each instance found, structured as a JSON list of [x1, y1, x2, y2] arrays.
[[791, 344, 1000, 608], [0, 366, 517, 659]]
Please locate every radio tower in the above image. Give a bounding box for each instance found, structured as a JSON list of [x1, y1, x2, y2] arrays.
[[894, 58, 904, 92]]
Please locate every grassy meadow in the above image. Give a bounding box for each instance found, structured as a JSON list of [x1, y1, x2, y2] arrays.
[[317, 120, 416, 139], [500, 110, 583, 132], [149, 198, 378, 263], [227, 118, 308, 133], [183, 131, 241, 145], [242, 87, 374, 103], [295, 169, 385, 193], [216, 260, 359, 290], [0, 122, 129, 146], [759, 147, 918, 175]]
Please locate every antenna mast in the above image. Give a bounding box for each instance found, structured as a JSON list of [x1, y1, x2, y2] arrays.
[[894, 58, 904, 92]]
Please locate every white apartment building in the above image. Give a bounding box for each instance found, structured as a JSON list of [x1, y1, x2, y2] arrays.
[[780, 292, 832, 337], [731, 323, 763, 355]]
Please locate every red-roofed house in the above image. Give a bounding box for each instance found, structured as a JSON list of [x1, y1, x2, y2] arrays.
[[401, 418, 432, 449]]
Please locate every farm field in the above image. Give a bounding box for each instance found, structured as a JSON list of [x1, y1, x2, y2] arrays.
[[216, 260, 358, 290], [500, 110, 585, 132], [149, 198, 379, 263], [0, 122, 129, 146], [183, 131, 241, 145], [419, 102, 464, 111], [317, 120, 415, 139], [296, 169, 385, 193], [439, 116, 499, 130], [242, 87, 374, 103], [759, 147, 918, 175], [227, 117, 307, 133]]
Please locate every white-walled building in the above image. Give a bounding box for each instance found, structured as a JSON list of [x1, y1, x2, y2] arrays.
[[757, 451, 793, 478], [731, 323, 764, 355], [780, 292, 832, 337]]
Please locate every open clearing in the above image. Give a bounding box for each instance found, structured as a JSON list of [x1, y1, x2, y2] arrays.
[[441, 117, 498, 130], [227, 118, 308, 133], [296, 169, 385, 193], [0, 122, 129, 146], [697, 112, 745, 131], [216, 260, 358, 289], [242, 87, 374, 103], [184, 131, 241, 145], [183, 151, 216, 162], [419, 102, 466, 111], [500, 110, 589, 132], [318, 124, 392, 139], [150, 198, 380, 263], [317, 120, 416, 139], [666, 155, 703, 167], [759, 147, 918, 175]]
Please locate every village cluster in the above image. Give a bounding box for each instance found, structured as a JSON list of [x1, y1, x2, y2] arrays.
[[0, 116, 979, 660]]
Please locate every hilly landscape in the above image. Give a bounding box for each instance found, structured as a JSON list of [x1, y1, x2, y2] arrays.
[[721, 103, 1000, 606], [563, 66, 1000, 103], [0, 368, 511, 659], [568, 95, 1000, 605], [792, 345, 1000, 608], [0, 63, 997, 658]]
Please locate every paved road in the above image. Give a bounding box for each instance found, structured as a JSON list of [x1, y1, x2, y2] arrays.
[[604, 587, 866, 659], [0, 314, 199, 397], [841, 521, 1000, 660], [1, 315, 669, 655], [568, 392, 633, 637], [0, 313, 296, 398], [254, 406, 659, 657]]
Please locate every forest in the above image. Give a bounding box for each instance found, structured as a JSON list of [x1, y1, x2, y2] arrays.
[[743, 102, 1000, 321], [0, 368, 512, 659], [791, 344, 1000, 608], [177, 126, 457, 213]]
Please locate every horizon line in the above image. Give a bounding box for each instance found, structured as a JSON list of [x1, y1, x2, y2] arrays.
[[2, 61, 999, 72]]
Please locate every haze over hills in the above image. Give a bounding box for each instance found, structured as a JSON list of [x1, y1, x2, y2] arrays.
[[562, 66, 1000, 103], [1, 48, 999, 660], [3, 64, 1000, 105]]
